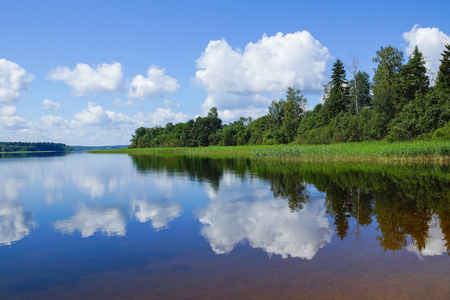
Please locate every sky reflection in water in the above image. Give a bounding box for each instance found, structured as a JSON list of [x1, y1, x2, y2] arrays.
[[1, 152, 450, 299], [198, 172, 332, 259]]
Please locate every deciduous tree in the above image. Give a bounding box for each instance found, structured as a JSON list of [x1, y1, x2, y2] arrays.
[[349, 71, 372, 113]]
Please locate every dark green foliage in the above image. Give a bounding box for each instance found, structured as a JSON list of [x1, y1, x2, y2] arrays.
[[268, 99, 284, 128], [267, 87, 307, 142], [220, 118, 246, 146], [432, 121, 450, 140], [349, 71, 372, 113], [372, 46, 404, 120], [130, 107, 222, 148], [297, 104, 327, 138], [194, 113, 222, 147], [127, 87, 306, 148], [436, 44, 450, 92], [130, 46, 449, 148], [396, 46, 429, 110], [245, 116, 270, 145], [325, 59, 350, 118], [387, 88, 450, 141], [358, 108, 383, 141], [263, 128, 288, 145], [0, 142, 73, 152], [282, 87, 307, 142]]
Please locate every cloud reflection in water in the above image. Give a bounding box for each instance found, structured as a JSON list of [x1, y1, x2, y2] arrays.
[[406, 215, 447, 258], [198, 179, 332, 259], [131, 199, 182, 231], [54, 204, 128, 238], [0, 178, 37, 246], [0, 201, 37, 246]]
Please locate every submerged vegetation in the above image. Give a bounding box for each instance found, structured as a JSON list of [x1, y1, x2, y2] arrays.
[[129, 44, 450, 149]]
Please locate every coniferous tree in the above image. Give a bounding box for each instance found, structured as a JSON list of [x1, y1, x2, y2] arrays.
[[325, 59, 350, 119], [436, 44, 450, 91], [397, 46, 429, 110]]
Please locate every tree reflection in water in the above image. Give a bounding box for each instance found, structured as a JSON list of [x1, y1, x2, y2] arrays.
[[131, 154, 450, 255]]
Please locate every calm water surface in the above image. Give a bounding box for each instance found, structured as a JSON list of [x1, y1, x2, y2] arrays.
[[1, 152, 450, 299]]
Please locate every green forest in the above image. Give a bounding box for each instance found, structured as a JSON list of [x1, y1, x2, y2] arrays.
[[130, 44, 450, 148], [0, 142, 73, 152]]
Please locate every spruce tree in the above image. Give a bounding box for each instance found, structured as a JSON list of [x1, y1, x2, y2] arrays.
[[326, 59, 350, 119], [436, 44, 450, 91], [396, 46, 429, 110]]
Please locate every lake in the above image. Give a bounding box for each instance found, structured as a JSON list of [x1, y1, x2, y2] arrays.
[[1, 152, 450, 299]]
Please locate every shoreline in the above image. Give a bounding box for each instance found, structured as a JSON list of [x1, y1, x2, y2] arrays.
[[89, 140, 450, 165], [0, 150, 70, 154]]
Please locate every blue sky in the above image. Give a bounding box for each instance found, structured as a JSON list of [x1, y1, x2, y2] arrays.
[[1, 0, 449, 145]]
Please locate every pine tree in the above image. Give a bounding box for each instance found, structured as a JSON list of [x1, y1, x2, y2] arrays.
[[325, 59, 350, 119], [436, 44, 450, 91]]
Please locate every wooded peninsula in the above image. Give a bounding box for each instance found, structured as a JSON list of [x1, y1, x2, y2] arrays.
[[129, 45, 450, 149], [0, 142, 73, 153]]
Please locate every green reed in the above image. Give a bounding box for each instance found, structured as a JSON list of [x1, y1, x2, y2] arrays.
[[90, 140, 450, 164]]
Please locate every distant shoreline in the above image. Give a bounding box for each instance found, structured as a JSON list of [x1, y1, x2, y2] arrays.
[[0, 150, 68, 154], [71, 145, 130, 151]]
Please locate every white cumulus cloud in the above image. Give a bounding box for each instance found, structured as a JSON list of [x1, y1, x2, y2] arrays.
[[41, 115, 68, 127], [0, 59, 33, 130], [0, 102, 29, 130], [128, 66, 180, 98], [0, 58, 34, 104], [48, 62, 123, 96], [0, 115, 28, 129], [73, 102, 110, 125], [28, 101, 193, 145], [194, 31, 331, 120], [42, 99, 61, 111], [403, 25, 450, 77], [1, 100, 193, 145], [72, 102, 134, 127], [0, 105, 18, 116], [136, 108, 191, 126]]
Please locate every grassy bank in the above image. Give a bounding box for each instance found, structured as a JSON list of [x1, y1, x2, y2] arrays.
[[90, 140, 450, 164]]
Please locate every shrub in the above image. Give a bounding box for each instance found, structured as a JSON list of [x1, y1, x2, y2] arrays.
[[432, 122, 450, 140]]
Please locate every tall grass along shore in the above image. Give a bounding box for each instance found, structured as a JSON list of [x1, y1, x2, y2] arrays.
[[90, 140, 450, 164]]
